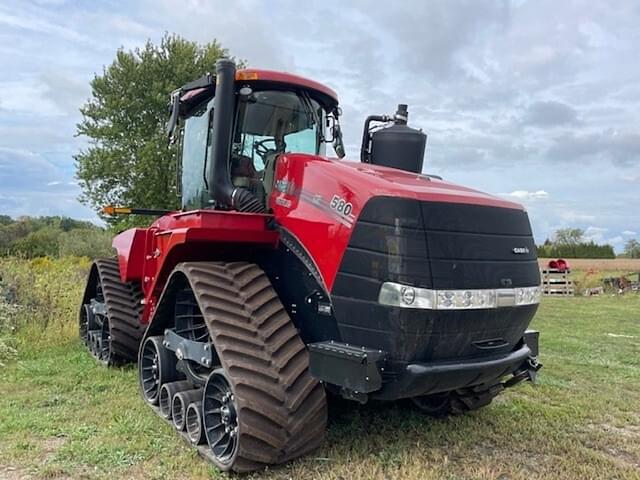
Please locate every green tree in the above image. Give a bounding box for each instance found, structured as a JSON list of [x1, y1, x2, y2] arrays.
[[624, 239, 640, 258], [10, 227, 61, 258], [553, 228, 584, 245], [58, 229, 114, 258], [75, 34, 231, 228]]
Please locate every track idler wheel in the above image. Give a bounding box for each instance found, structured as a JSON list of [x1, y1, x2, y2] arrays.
[[79, 303, 93, 344], [98, 317, 111, 363], [140, 336, 182, 405], [203, 369, 238, 469]]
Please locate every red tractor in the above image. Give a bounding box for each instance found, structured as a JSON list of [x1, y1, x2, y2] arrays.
[[79, 59, 542, 472]]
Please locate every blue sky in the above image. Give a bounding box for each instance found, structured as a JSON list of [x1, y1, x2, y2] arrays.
[[0, 0, 638, 251]]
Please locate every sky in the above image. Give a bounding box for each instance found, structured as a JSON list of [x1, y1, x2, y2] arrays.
[[0, 0, 638, 251]]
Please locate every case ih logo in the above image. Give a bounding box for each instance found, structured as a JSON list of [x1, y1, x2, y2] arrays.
[[512, 247, 530, 254]]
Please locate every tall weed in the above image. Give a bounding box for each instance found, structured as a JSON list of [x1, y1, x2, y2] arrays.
[[0, 256, 91, 360]]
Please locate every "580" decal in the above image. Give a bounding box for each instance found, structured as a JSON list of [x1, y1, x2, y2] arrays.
[[330, 195, 353, 216]]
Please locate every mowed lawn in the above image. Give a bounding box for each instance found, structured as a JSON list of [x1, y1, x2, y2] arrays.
[[1, 285, 639, 478]]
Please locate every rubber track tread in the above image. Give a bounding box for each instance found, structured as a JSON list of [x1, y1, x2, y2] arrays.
[[175, 262, 327, 472], [93, 258, 144, 365]]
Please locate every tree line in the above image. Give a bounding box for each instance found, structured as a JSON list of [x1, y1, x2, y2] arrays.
[[0, 215, 113, 259], [536, 228, 638, 259]]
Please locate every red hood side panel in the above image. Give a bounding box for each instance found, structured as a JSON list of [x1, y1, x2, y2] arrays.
[[270, 154, 525, 292]]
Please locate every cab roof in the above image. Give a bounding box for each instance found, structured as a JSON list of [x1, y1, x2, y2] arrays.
[[235, 69, 339, 105], [178, 68, 339, 115]]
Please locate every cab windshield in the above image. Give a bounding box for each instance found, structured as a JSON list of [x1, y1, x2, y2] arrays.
[[232, 90, 326, 172]]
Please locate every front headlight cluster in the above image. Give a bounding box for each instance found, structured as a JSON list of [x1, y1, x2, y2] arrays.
[[378, 282, 541, 310], [515, 286, 542, 306]]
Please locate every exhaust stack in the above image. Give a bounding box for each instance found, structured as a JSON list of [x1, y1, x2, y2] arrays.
[[208, 59, 264, 213]]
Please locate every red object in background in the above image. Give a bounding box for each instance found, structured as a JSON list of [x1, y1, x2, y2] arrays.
[[548, 258, 570, 272]]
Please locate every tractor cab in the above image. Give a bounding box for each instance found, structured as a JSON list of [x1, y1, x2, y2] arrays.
[[167, 61, 344, 212]]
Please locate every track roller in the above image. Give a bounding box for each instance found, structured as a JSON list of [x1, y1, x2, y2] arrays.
[[186, 401, 205, 445], [172, 389, 202, 431], [159, 381, 191, 419]]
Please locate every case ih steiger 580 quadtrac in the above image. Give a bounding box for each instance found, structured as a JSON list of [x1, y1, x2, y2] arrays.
[[79, 59, 542, 472]]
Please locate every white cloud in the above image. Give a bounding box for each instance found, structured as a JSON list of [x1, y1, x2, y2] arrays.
[[500, 190, 549, 200], [583, 226, 625, 248], [585, 226, 608, 237], [621, 173, 640, 182], [0, 6, 89, 44], [557, 210, 596, 223], [46, 181, 61, 186], [622, 230, 637, 236]]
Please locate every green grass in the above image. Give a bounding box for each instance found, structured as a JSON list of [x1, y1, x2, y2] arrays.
[[1, 259, 639, 479]]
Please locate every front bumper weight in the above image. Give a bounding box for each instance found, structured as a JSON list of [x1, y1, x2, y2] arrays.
[[308, 341, 386, 394]]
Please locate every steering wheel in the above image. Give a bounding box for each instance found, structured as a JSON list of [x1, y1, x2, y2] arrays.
[[254, 138, 278, 160]]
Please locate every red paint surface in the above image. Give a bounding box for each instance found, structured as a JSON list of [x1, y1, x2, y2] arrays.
[[112, 210, 278, 322], [236, 69, 338, 103], [270, 154, 524, 292]]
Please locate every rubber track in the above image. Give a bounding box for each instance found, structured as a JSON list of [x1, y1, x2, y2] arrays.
[[93, 258, 144, 365], [175, 262, 327, 472]]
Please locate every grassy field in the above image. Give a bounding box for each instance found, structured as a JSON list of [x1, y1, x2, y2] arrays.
[[538, 258, 640, 272], [1, 258, 639, 479]]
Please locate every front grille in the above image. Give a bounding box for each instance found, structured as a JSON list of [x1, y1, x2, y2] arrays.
[[332, 197, 540, 299], [330, 196, 540, 362]]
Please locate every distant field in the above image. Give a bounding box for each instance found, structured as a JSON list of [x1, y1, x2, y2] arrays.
[[538, 258, 640, 272], [1, 257, 640, 479]]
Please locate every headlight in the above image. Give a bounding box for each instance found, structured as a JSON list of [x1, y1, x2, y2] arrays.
[[379, 282, 541, 310], [378, 283, 435, 309]]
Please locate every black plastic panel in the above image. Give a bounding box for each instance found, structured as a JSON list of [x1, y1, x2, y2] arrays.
[[331, 196, 540, 363], [331, 296, 537, 362], [257, 231, 342, 345], [421, 201, 533, 235]]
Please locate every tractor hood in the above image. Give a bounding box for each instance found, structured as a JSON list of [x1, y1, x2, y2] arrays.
[[270, 153, 530, 291]]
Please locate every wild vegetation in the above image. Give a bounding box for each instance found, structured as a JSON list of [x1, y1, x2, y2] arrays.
[[0, 215, 112, 259], [1, 257, 639, 479]]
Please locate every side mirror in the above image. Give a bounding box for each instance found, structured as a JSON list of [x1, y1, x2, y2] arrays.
[[326, 114, 346, 158], [332, 123, 346, 158], [167, 90, 181, 144]]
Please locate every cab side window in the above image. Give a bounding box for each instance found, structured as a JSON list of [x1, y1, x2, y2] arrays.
[[181, 98, 214, 210]]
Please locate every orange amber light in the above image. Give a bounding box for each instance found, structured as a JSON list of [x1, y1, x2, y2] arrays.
[[235, 71, 259, 81]]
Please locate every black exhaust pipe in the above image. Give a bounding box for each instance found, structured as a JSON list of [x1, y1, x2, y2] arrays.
[[208, 59, 265, 213]]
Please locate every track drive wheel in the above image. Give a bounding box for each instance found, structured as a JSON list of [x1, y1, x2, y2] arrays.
[[140, 336, 182, 405], [79, 258, 144, 366]]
